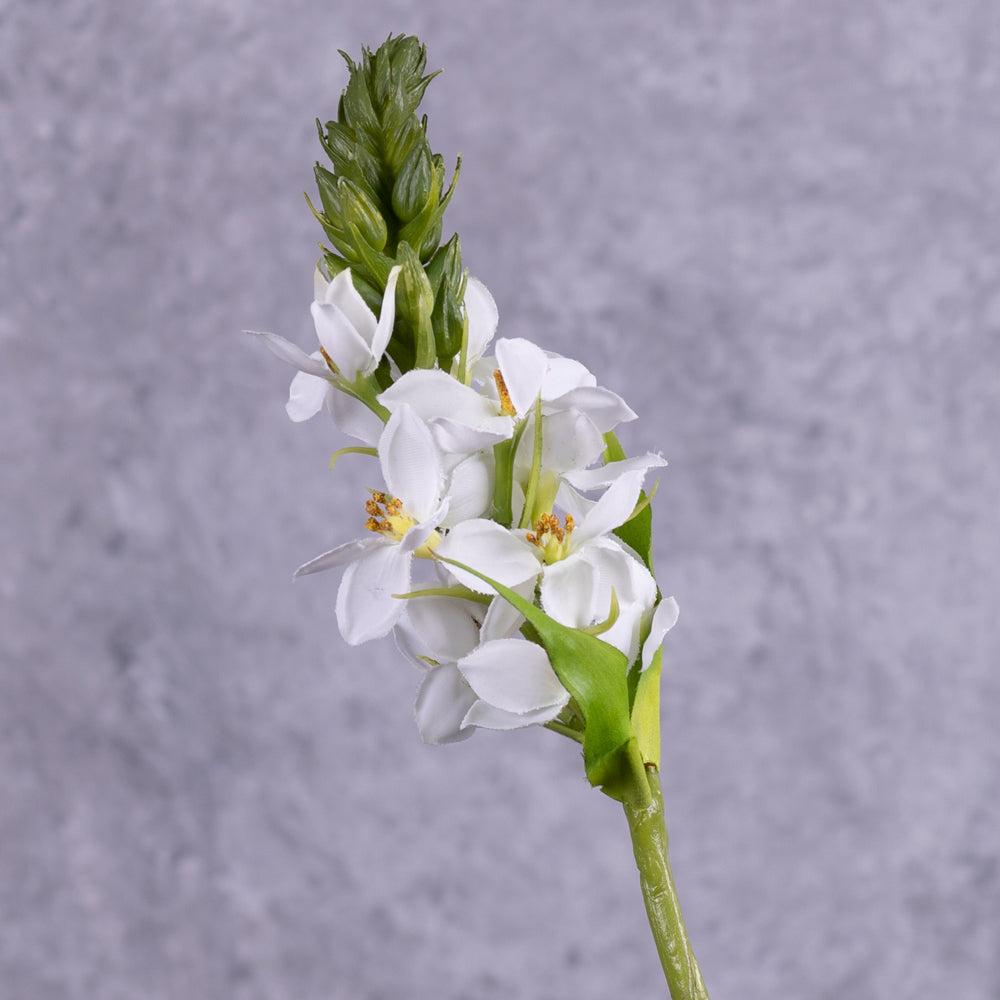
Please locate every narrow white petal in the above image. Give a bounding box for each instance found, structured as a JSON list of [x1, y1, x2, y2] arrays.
[[286, 369, 331, 422], [458, 638, 569, 714], [564, 453, 667, 492], [326, 387, 383, 446], [463, 276, 498, 363], [642, 597, 680, 671], [293, 536, 383, 578], [324, 268, 377, 345], [544, 386, 637, 432], [436, 520, 540, 594], [379, 405, 443, 523], [461, 700, 564, 731], [369, 266, 401, 365], [441, 454, 493, 528], [335, 544, 412, 645], [405, 596, 483, 663], [313, 265, 329, 303], [415, 664, 477, 744], [245, 329, 332, 378], [574, 469, 646, 546], [496, 337, 547, 417], [310, 301, 374, 380], [539, 552, 597, 628]]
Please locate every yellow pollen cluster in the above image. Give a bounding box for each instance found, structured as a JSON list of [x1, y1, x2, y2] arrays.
[[527, 513, 575, 563], [364, 491, 404, 534], [493, 369, 517, 416]]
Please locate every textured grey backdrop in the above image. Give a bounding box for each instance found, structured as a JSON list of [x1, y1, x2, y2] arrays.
[[3, 1, 999, 998]]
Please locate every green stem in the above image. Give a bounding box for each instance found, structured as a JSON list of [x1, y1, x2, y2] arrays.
[[622, 762, 709, 999]]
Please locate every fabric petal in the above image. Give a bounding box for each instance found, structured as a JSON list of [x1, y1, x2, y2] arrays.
[[405, 596, 484, 663], [574, 469, 646, 546], [335, 544, 412, 645], [326, 387, 383, 446], [310, 301, 373, 380], [293, 536, 383, 578], [369, 266, 401, 365], [379, 369, 510, 433], [323, 268, 377, 346], [463, 276, 499, 363], [286, 368, 331, 422], [479, 581, 532, 642], [515, 409, 605, 478], [379, 405, 444, 523], [496, 337, 547, 417], [642, 597, 680, 671], [458, 638, 569, 714], [441, 453, 493, 528], [563, 452, 667, 492], [436, 520, 540, 594], [461, 700, 564, 731], [544, 386, 637, 431], [541, 355, 596, 398], [415, 664, 477, 744], [539, 552, 598, 628], [431, 417, 513, 458], [245, 329, 333, 378]]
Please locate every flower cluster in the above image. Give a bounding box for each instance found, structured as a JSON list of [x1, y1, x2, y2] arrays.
[[250, 269, 679, 746]]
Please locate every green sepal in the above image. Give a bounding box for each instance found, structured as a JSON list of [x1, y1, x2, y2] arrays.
[[435, 557, 636, 791], [630, 645, 662, 769], [604, 431, 655, 572]]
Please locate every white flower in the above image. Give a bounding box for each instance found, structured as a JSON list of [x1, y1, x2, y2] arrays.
[[245, 266, 401, 436], [293, 404, 488, 645], [400, 594, 569, 744]]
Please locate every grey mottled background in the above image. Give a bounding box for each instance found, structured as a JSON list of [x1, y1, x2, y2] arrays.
[[3, 1, 999, 997]]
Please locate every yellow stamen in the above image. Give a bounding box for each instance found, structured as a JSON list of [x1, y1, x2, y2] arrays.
[[493, 369, 517, 416], [526, 512, 575, 564], [320, 347, 339, 375]]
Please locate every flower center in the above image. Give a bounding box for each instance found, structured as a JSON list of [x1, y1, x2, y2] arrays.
[[493, 369, 517, 416], [526, 512, 575, 564], [364, 491, 440, 556]]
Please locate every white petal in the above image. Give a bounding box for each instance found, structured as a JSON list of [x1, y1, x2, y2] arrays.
[[405, 596, 483, 662], [393, 619, 427, 669], [245, 329, 332, 378], [293, 536, 383, 578], [461, 700, 564, 731], [582, 535, 657, 608], [399, 500, 449, 554], [544, 386, 637, 432], [479, 581, 532, 642], [369, 266, 401, 364], [541, 355, 595, 398], [313, 265, 329, 303], [326, 387, 383, 446], [310, 301, 374, 380], [539, 552, 597, 628], [436, 520, 540, 594], [496, 337, 547, 416], [379, 369, 509, 433], [441, 453, 493, 528], [286, 368, 331, 422], [515, 409, 605, 477], [642, 597, 680, 671], [431, 417, 513, 458], [574, 469, 646, 546], [335, 544, 412, 645], [555, 481, 595, 522], [564, 453, 667, 492], [379, 405, 443, 522], [463, 276, 498, 363], [415, 664, 477, 744], [324, 268, 377, 346], [458, 638, 569, 714]]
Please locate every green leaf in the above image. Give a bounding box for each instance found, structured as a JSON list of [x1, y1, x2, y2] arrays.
[[630, 646, 663, 768], [435, 556, 635, 791]]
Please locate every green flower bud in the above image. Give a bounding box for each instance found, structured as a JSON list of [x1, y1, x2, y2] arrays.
[[397, 241, 435, 368], [339, 177, 388, 251], [432, 282, 465, 366], [425, 233, 462, 296], [392, 139, 433, 223]]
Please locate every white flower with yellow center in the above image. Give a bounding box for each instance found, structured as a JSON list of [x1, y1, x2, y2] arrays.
[[292, 404, 490, 645]]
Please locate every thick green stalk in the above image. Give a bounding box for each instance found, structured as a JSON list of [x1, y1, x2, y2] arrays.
[[622, 761, 709, 999]]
